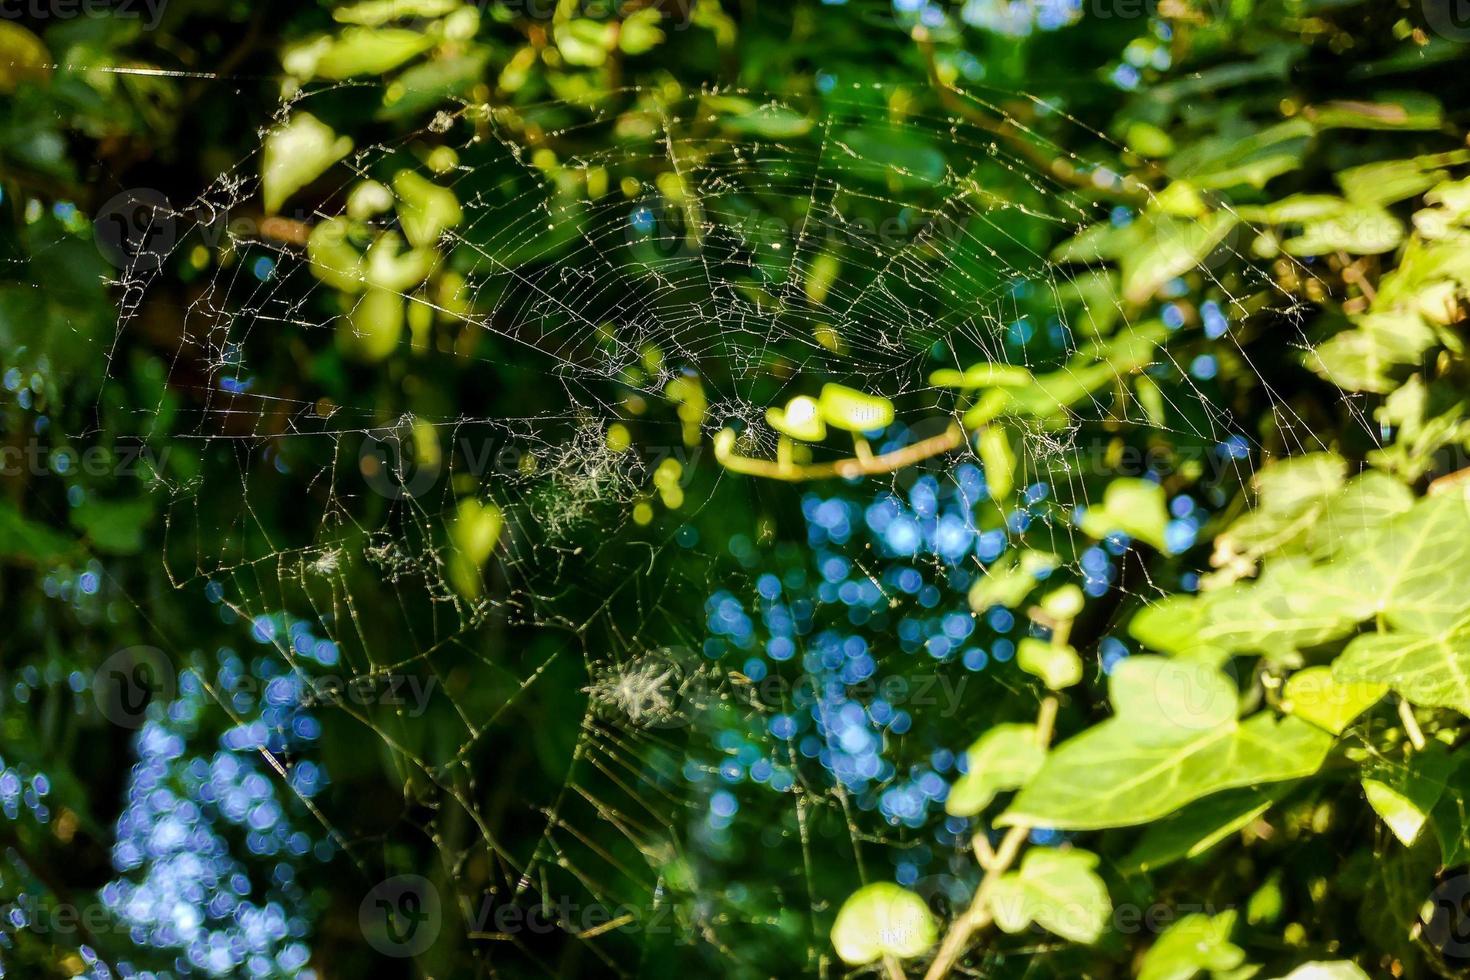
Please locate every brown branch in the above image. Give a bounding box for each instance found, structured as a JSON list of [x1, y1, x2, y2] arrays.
[[921, 696, 1059, 980], [713, 424, 966, 482]]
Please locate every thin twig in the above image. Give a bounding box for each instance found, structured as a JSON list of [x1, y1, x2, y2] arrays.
[[714, 424, 966, 482], [922, 696, 1059, 980]]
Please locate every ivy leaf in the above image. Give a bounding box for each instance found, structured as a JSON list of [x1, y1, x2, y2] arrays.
[[1280, 667, 1386, 735], [830, 883, 937, 965], [1282, 205, 1404, 256], [969, 550, 1058, 612], [978, 425, 1016, 502], [1128, 596, 1228, 664], [1361, 745, 1454, 846], [817, 383, 894, 433], [303, 27, 436, 80], [1429, 754, 1470, 864], [1001, 658, 1333, 830], [261, 113, 353, 214], [1018, 638, 1083, 690], [1305, 93, 1442, 131], [1120, 212, 1238, 303], [1337, 491, 1470, 633], [1334, 622, 1470, 717], [1122, 787, 1282, 873], [987, 848, 1111, 944], [1138, 911, 1248, 980], [1199, 558, 1365, 655], [945, 723, 1045, 816]]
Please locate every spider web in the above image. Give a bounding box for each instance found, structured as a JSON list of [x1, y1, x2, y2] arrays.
[[96, 78, 1338, 977]]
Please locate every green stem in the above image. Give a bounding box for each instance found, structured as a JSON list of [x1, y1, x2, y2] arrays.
[[1399, 697, 1426, 751], [922, 695, 1059, 980]]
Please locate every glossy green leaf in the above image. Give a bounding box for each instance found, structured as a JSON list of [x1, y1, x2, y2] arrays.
[[765, 395, 826, 442], [817, 383, 894, 433], [1138, 911, 1247, 980], [1280, 667, 1385, 735], [1123, 788, 1280, 873], [1018, 637, 1083, 690], [261, 113, 353, 214], [945, 723, 1045, 816], [1362, 746, 1453, 846], [987, 848, 1111, 945], [830, 883, 937, 965], [1079, 477, 1170, 551], [969, 550, 1058, 612], [1002, 658, 1332, 830], [393, 170, 464, 248], [978, 425, 1015, 501], [307, 27, 436, 79]]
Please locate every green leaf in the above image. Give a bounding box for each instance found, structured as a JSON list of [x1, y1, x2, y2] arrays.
[[619, 8, 666, 54], [1018, 637, 1083, 690], [1336, 153, 1465, 206], [711, 98, 813, 139], [817, 383, 894, 433], [1429, 754, 1470, 864], [1079, 477, 1170, 551], [70, 498, 155, 556], [332, 0, 458, 22], [969, 549, 1058, 612], [0, 22, 49, 93], [1138, 911, 1247, 980], [1362, 746, 1454, 846], [830, 883, 937, 965], [1122, 788, 1281, 873], [393, 170, 464, 249], [1306, 312, 1437, 393], [837, 127, 947, 188], [0, 500, 77, 564], [765, 396, 826, 442], [338, 287, 404, 362], [945, 723, 1045, 816], [307, 27, 436, 79], [978, 425, 1015, 502], [1306, 93, 1442, 131], [1336, 625, 1470, 719], [1001, 658, 1333, 830], [1128, 596, 1227, 663], [987, 848, 1111, 945], [1120, 212, 1238, 304], [1280, 667, 1385, 735], [1269, 963, 1370, 980], [261, 113, 354, 214], [1199, 558, 1367, 655], [1283, 205, 1404, 256], [554, 19, 617, 66]]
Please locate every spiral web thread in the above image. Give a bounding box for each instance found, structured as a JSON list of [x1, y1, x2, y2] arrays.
[[98, 79, 1344, 976]]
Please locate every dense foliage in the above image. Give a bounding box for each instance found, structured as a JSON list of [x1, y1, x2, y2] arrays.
[[5, 1, 1470, 978]]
